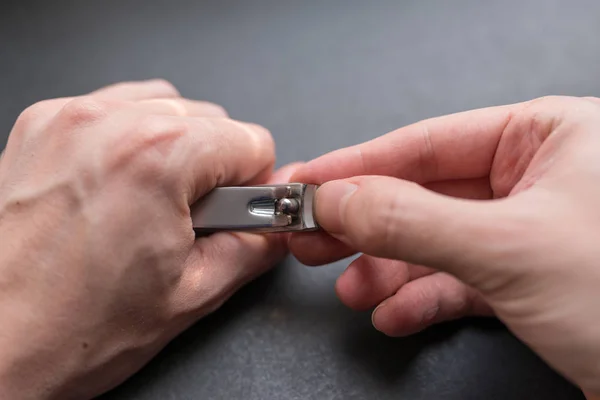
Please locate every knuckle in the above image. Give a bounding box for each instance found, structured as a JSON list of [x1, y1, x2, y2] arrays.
[[242, 121, 276, 157], [14, 108, 38, 133], [148, 78, 180, 97], [158, 98, 188, 116], [525, 95, 596, 118], [528, 95, 578, 109], [58, 97, 110, 127], [199, 101, 229, 117], [215, 118, 276, 164], [376, 191, 405, 249], [416, 122, 438, 180], [509, 96, 575, 139], [15, 99, 60, 130], [530, 94, 564, 105], [518, 95, 600, 136]]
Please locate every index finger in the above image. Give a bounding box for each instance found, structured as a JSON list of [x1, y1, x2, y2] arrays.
[[293, 103, 526, 184]]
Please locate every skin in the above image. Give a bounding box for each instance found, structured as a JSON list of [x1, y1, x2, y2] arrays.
[[0, 80, 298, 399], [1, 82, 598, 398], [289, 95, 600, 397]]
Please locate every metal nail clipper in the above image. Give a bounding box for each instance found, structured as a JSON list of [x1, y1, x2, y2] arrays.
[[191, 183, 319, 233]]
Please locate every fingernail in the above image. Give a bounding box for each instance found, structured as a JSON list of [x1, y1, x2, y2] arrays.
[[315, 181, 358, 238], [372, 302, 386, 332]]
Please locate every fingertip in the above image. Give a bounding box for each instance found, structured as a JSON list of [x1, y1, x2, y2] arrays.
[[335, 264, 369, 310], [370, 273, 493, 337], [334, 255, 408, 311], [270, 162, 306, 184], [371, 302, 388, 333], [370, 296, 424, 337], [248, 162, 304, 193], [369, 275, 440, 337], [289, 162, 319, 184]]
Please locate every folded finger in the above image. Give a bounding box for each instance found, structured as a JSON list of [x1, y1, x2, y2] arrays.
[[173, 164, 302, 317], [371, 272, 493, 337], [164, 118, 276, 203], [335, 255, 435, 311], [175, 230, 287, 318]]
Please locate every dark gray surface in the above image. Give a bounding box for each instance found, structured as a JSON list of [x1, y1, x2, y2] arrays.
[[1, 1, 596, 399]]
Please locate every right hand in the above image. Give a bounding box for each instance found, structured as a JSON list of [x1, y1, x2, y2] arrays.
[[290, 96, 600, 395]]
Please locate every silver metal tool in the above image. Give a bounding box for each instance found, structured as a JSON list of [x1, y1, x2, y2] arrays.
[[191, 183, 319, 233]]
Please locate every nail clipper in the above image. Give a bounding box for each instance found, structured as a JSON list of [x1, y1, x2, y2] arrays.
[[191, 183, 319, 233]]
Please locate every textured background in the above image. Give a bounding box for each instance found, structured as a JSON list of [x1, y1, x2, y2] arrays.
[[1, 1, 598, 399]]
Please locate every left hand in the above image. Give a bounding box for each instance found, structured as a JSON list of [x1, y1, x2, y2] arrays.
[[0, 80, 298, 399]]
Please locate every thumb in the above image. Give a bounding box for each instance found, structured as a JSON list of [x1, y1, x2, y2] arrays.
[[315, 176, 522, 281], [173, 162, 304, 318]]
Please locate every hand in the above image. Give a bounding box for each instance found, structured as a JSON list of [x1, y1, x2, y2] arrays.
[[0, 80, 295, 399], [289, 96, 600, 394]]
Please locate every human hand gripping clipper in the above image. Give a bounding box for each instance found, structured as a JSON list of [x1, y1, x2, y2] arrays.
[[191, 183, 319, 234]]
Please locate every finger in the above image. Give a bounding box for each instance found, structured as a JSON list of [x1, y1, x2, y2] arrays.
[[11, 98, 77, 134], [49, 103, 274, 205], [583, 391, 600, 400], [173, 163, 302, 317], [270, 162, 305, 184], [176, 230, 288, 317], [292, 102, 525, 184], [335, 255, 435, 311], [169, 118, 276, 203], [136, 98, 228, 118], [423, 177, 492, 200], [89, 79, 180, 100], [371, 272, 493, 337], [583, 96, 600, 106], [290, 231, 355, 266], [314, 175, 522, 280], [290, 177, 492, 266]]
